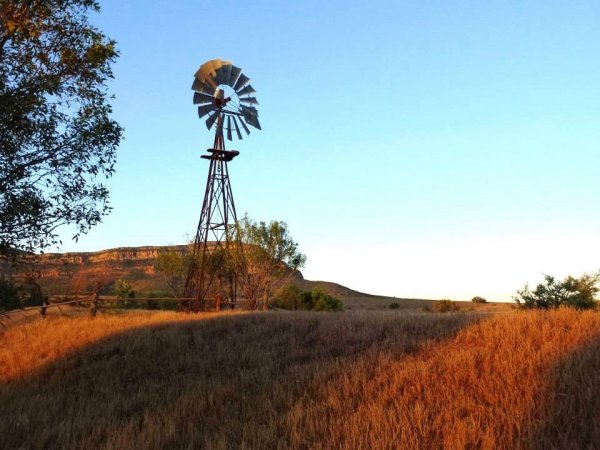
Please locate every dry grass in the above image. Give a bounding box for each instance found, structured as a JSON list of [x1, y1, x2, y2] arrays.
[[1, 309, 599, 449], [290, 308, 600, 449]]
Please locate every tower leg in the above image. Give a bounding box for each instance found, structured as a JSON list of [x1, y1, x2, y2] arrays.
[[183, 132, 244, 311]]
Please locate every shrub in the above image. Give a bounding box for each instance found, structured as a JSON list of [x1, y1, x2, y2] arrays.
[[0, 279, 20, 312], [471, 296, 487, 303], [388, 302, 400, 309], [433, 299, 460, 313], [272, 285, 343, 312], [272, 284, 304, 310], [514, 273, 599, 310], [312, 289, 344, 312], [113, 279, 135, 299], [146, 298, 159, 310]]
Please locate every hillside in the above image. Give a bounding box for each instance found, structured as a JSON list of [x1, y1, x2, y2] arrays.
[[5, 245, 376, 301], [1, 309, 599, 449]]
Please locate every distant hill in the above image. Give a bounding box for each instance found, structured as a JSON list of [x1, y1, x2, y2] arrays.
[[5, 245, 370, 300]]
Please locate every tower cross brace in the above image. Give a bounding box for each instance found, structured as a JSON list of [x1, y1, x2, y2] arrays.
[[183, 116, 244, 311]]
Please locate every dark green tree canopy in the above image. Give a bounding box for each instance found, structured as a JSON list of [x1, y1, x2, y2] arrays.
[[0, 0, 122, 254], [514, 272, 599, 310]]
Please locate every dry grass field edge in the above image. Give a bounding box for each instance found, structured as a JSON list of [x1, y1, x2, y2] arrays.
[[0, 311, 477, 449], [1, 309, 599, 449]]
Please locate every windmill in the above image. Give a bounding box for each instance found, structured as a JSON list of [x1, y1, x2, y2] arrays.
[[183, 59, 261, 311]]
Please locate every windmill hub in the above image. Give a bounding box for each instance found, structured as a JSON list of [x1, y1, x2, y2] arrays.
[[212, 88, 226, 105]]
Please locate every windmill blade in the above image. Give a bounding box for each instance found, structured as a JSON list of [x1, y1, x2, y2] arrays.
[[229, 65, 242, 88], [198, 59, 226, 88], [250, 116, 261, 130], [193, 92, 214, 105], [192, 79, 215, 95], [197, 104, 214, 119], [205, 111, 219, 130], [204, 74, 217, 89], [191, 79, 214, 95], [240, 105, 261, 129], [231, 116, 243, 140], [236, 84, 256, 96], [240, 105, 256, 119], [239, 96, 259, 105], [194, 72, 216, 89], [219, 64, 233, 86], [226, 115, 233, 141], [233, 73, 250, 91], [195, 59, 221, 83], [214, 66, 226, 86], [193, 59, 215, 79], [238, 115, 250, 135]]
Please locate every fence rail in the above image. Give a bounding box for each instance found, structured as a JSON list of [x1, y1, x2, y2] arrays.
[[0, 295, 249, 325]]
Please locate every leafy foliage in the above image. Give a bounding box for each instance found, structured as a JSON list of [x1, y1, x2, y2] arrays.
[[0, 0, 122, 253], [0, 278, 20, 311], [154, 251, 187, 297], [433, 299, 460, 313], [235, 215, 306, 310], [514, 273, 599, 310], [471, 296, 487, 303], [113, 279, 134, 299], [272, 285, 344, 312]]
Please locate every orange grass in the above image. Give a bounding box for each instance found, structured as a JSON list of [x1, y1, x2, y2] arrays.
[[0, 311, 230, 383], [0, 310, 474, 449], [290, 309, 600, 449], [1, 309, 599, 449]]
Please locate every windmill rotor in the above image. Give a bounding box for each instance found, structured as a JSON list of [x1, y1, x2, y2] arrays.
[[191, 58, 261, 139]]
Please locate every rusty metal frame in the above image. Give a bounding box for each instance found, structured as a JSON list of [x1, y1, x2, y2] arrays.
[[183, 113, 245, 311]]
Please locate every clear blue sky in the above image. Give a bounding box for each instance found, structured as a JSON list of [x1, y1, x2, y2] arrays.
[[58, 0, 600, 301]]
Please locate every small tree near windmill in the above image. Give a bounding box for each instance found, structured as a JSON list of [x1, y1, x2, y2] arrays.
[[235, 215, 306, 310], [154, 251, 187, 297]]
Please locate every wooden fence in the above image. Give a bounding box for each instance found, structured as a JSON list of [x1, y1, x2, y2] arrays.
[[0, 295, 251, 327]]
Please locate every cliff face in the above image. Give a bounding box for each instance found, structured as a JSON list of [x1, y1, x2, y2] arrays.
[[9, 244, 311, 297], [16, 245, 192, 295]]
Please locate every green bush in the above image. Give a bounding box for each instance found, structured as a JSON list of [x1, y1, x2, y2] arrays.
[[433, 299, 460, 313], [388, 302, 400, 309], [0, 279, 20, 312], [514, 273, 599, 310], [272, 285, 343, 312], [271, 284, 304, 310], [471, 296, 487, 303], [312, 289, 344, 312], [113, 279, 135, 299]]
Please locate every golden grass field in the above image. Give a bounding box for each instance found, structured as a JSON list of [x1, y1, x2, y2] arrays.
[[1, 307, 599, 449]]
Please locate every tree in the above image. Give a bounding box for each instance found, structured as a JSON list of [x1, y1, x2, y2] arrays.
[[0, 1, 122, 254], [113, 279, 134, 299], [154, 251, 186, 297], [235, 215, 306, 310], [514, 273, 599, 310]]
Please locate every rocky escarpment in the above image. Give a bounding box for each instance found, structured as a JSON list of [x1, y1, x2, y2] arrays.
[[5, 245, 371, 300], [9, 245, 192, 295], [7, 244, 314, 296]]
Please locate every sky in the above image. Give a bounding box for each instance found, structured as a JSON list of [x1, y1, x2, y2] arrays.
[[56, 0, 600, 301]]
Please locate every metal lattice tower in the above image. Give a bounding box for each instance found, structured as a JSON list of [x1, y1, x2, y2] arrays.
[[183, 59, 261, 311]]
